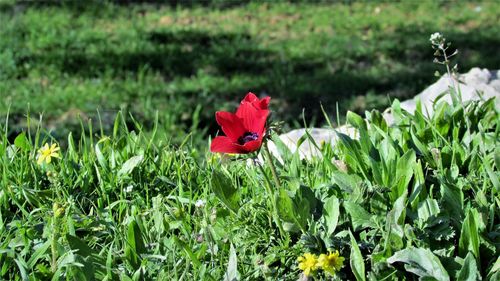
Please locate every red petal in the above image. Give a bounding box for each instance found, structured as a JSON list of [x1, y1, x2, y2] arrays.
[[215, 111, 245, 141], [235, 102, 269, 134], [242, 92, 258, 104], [210, 136, 246, 154], [241, 92, 270, 110], [257, 96, 270, 110], [242, 138, 262, 153]]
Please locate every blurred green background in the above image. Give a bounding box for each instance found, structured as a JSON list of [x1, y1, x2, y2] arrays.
[[1, 0, 499, 145]]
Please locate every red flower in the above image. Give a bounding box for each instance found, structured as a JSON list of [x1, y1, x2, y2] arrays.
[[240, 92, 270, 111], [211, 93, 270, 154]]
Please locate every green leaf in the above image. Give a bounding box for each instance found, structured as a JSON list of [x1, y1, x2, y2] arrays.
[[440, 180, 464, 221], [66, 234, 98, 257], [387, 247, 450, 281], [392, 150, 415, 202], [224, 243, 238, 281], [211, 170, 240, 213], [456, 252, 479, 281], [417, 198, 440, 226], [409, 160, 427, 209], [95, 140, 108, 169], [14, 132, 29, 151], [483, 154, 499, 193], [331, 171, 361, 193], [344, 201, 377, 231], [118, 155, 144, 176], [27, 240, 50, 268], [124, 220, 146, 270], [275, 185, 316, 233], [173, 236, 201, 268], [324, 195, 340, 236], [347, 111, 367, 131], [349, 231, 365, 281], [275, 189, 303, 233], [14, 258, 28, 281], [458, 209, 479, 259], [487, 256, 500, 280], [385, 192, 407, 252]]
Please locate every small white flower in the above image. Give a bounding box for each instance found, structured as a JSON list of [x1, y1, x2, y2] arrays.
[[125, 185, 133, 193], [195, 199, 206, 208], [429, 32, 444, 45]]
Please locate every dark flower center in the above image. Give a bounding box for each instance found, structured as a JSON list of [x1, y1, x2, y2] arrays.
[[238, 132, 259, 145]]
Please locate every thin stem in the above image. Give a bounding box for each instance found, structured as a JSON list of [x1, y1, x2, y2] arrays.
[[263, 143, 281, 188], [255, 155, 285, 238], [440, 45, 462, 104], [51, 216, 59, 273]]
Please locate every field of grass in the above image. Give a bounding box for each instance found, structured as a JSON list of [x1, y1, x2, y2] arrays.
[[0, 1, 499, 281], [1, 1, 500, 143], [1, 78, 499, 280]]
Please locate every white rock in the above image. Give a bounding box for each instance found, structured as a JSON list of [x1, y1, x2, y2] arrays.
[[267, 126, 358, 161], [270, 68, 499, 161], [396, 68, 499, 119]]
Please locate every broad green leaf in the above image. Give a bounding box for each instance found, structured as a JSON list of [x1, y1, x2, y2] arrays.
[[440, 181, 464, 221], [211, 170, 240, 213], [275, 185, 316, 233], [483, 154, 499, 192], [67, 234, 97, 257], [125, 220, 146, 270], [324, 195, 340, 236], [417, 198, 440, 226], [456, 252, 479, 281], [458, 209, 479, 259], [409, 160, 426, 209], [118, 155, 144, 176], [275, 189, 303, 233], [95, 141, 108, 169], [14, 132, 29, 151], [331, 171, 361, 193], [387, 247, 450, 281], [344, 201, 377, 231], [224, 243, 238, 281], [295, 185, 317, 227], [347, 111, 367, 131], [392, 150, 415, 202], [410, 125, 432, 164], [487, 256, 500, 280], [132, 268, 142, 281], [349, 231, 365, 281], [347, 111, 371, 153], [335, 132, 370, 180], [385, 192, 406, 252]]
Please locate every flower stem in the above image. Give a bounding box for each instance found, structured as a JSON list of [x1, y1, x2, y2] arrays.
[[255, 154, 285, 238], [263, 142, 281, 188], [51, 217, 58, 273]]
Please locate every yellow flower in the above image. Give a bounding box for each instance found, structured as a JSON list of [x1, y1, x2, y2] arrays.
[[298, 253, 318, 276], [37, 143, 61, 165], [317, 250, 345, 275]]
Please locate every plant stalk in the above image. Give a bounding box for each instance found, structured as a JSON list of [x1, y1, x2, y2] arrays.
[[263, 143, 281, 188]]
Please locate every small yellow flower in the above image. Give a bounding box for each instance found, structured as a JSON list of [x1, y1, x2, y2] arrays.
[[37, 143, 61, 165], [298, 253, 318, 276], [317, 250, 345, 275]]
